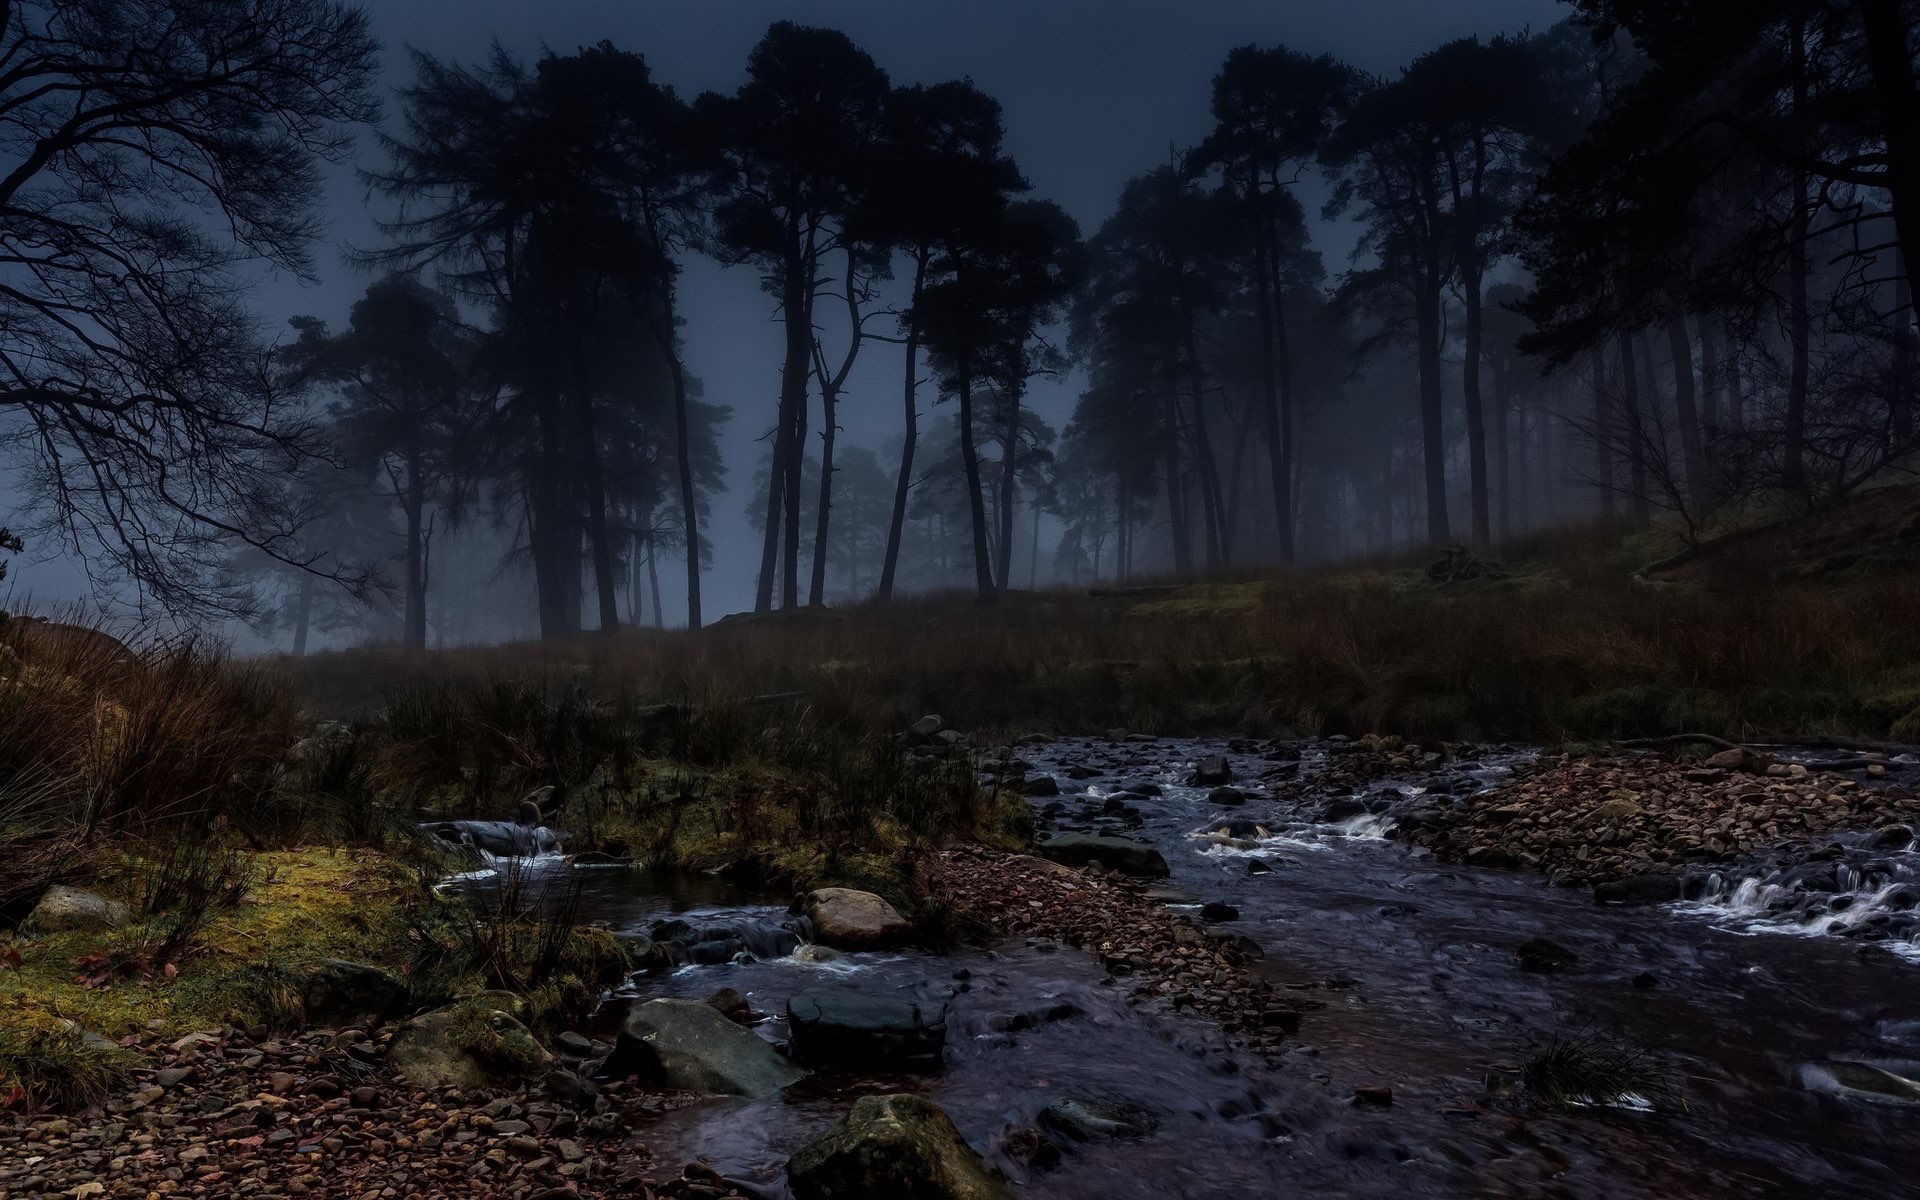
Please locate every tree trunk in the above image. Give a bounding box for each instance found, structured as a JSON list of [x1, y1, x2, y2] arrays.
[[1415, 281, 1450, 545], [995, 383, 1022, 591], [291, 572, 315, 656], [647, 530, 664, 630], [1162, 386, 1192, 576], [879, 250, 928, 600], [1725, 323, 1747, 431], [1183, 300, 1228, 566], [1666, 308, 1708, 510], [1784, 21, 1810, 500], [760, 232, 810, 613], [573, 353, 620, 635], [661, 302, 702, 630], [403, 461, 428, 651], [1618, 330, 1651, 526], [1785, 174, 1811, 499], [1453, 142, 1492, 550], [530, 399, 580, 640], [1248, 175, 1294, 565], [957, 354, 995, 597], [809, 380, 838, 607], [1591, 344, 1616, 519], [754, 449, 783, 614], [627, 527, 643, 627], [810, 246, 867, 608], [1895, 261, 1915, 449], [1029, 502, 1041, 589], [1491, 349, 1511, 542], [783, 298, 809, 611], [1861, 0, 1920, 301]]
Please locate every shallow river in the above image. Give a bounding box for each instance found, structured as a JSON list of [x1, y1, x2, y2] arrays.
[[453, 738, 1920, 1198]]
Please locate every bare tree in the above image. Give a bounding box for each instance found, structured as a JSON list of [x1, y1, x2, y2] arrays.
[[0, 0, 380, 617]]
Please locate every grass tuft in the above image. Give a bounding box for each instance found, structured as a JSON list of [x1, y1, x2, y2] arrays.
[[0, 1016, 133, 1112], [1523, 1031, 1686, 1112]]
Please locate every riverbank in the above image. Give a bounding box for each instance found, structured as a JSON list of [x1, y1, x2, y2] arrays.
[[926, 846, 1310, 1052], [1396, 744, 1920, 888]]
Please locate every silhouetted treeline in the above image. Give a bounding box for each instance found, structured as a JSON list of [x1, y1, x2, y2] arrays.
[[2, 3, 1914, 646]]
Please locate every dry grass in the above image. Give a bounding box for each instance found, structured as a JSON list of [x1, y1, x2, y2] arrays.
[[280, 506, 1920, 747], [0, 619, 306, 923]]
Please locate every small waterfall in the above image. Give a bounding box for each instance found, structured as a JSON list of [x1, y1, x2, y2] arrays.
[[1676, 838, 1920, 958]]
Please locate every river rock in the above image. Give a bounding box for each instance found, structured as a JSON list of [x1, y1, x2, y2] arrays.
[[608, 998, 806, 1098], [1820, 1060, 1920, 1103], [1038, 1093, 1160, 1142], [301, 959, 409, 1028], [706, 987, 754, 1025], [387, 1002, 551, 1090], [1035, 833, 1169, 878], [25, 884, 130, 934], [1593, 874, 1683, 906], [1872, 824, 1915, 850], [787, 985, 947, 1071], [1188, 756, 1233, 786], [787, 1093, 1011, 1200], [1515, 937, 1578, 973], [1317, 797, 1369, 823], [1207, 786, 1246, 806], [1200, 901, 1240, 922], [801, 888, 913, 950], [908, 715, 944, 742], [1589, 797, 1643, 822], [1023, 776, 1061, 797]]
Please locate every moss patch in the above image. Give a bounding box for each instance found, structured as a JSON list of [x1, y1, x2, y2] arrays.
[[0, 847, 415, 1039]]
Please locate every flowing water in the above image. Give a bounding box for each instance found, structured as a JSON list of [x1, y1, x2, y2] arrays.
[[446, 738, 1920, 1198]]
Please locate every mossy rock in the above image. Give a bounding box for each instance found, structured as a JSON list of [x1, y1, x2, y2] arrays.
[[788, 1092, 1011, 1200], [387, 997, 551, 1090]]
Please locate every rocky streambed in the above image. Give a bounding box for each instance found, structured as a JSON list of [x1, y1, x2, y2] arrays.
[[11, 733, 1920, 1198]]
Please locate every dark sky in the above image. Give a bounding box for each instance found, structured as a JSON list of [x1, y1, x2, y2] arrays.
[[18, 1, 1568, 631]]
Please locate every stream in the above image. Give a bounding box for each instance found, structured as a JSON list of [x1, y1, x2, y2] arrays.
[[447, 737, 1920, 1198]]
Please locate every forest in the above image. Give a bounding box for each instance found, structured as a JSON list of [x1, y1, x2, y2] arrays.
[[5, 1, 1914, 649]]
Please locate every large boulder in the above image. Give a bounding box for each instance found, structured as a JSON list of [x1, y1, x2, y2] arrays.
[[419, 819, 565, 857], [387, 1001, 552, 1091], [302, 959, 410, 1029], [1035, 833, 1169, 878], [25, 884, 130, 935], [800, 888, 912, 950], [607, 998, 806, 1098], [787, 985, 947, 1071], [788, 1093, 1011, 1200], [1187, 756, 1233, 787]]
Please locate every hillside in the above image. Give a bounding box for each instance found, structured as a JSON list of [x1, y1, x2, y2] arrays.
[[282, 489, 1920, 748]]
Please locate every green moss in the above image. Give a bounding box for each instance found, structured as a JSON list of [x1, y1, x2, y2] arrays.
[[445, 997, 548, 1075], [0, 847, 418, 1039]]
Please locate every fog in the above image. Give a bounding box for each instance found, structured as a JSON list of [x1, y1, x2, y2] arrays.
[[5, 0, 1911, 653]]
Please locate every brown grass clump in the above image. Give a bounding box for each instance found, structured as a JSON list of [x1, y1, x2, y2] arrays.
[[0, 619, 304, 922]]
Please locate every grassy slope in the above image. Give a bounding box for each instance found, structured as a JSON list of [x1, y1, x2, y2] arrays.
[[285, 486, 1920, 746]]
